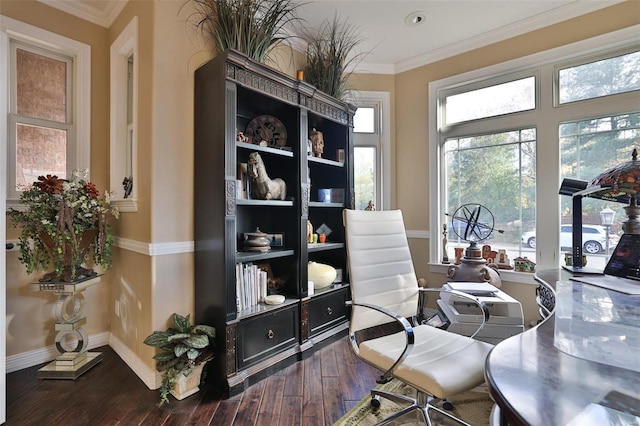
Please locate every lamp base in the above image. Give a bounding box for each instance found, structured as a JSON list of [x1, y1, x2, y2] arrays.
[[561, 265, 603, 275], [623, 199, 640, 235]]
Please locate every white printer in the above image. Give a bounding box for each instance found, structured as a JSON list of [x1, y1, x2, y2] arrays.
[[437, 282, 524, 345]]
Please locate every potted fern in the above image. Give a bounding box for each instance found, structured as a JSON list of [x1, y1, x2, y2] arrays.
[[143, 313, 216, 404], [189, 0, 301, 63]]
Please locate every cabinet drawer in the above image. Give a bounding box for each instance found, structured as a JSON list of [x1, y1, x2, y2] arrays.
[[309, 288, 349, 336], [237, 306, 299, 369]]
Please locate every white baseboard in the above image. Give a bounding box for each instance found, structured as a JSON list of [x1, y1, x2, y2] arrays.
[[6, 331, 110, 373], [6, 332, 159, 391], [108, 334, 159, 390]]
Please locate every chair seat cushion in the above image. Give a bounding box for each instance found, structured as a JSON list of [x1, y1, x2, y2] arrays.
[[359, 324, 493, 399]]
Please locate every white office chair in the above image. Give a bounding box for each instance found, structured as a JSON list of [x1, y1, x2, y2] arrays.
[[344, 209, 494, 426]]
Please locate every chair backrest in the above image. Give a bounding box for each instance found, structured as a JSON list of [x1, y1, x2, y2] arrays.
[[344, 209, 420, 333]]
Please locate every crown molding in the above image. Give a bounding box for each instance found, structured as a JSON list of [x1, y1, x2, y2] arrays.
[[367, 0, 627, 74], [37, 1, 624, 74], [38, 0, 128, 28], [348, 61, 396, 75]]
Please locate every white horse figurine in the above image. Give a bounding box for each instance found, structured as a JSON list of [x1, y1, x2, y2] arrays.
[[247, 152, 287, 200]]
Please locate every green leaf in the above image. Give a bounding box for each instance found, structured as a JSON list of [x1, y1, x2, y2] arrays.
[[187, 348, 200, 360], [184, 334, 210, 349], [143, 331, 170, 347], [172, 313, 192, 333], [156, 357, 180, 372], [174, 344, 189, 358], [193, 324, 216, 338], [167, 332, 189, 342], [153, 350, 176, 361]]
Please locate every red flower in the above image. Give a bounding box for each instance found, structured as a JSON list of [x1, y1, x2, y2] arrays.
[[84, 182, 99, 198], [34, 175, 65, 194]]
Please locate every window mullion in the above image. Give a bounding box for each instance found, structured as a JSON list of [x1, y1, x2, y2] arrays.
[[10, 113, 72, 131]]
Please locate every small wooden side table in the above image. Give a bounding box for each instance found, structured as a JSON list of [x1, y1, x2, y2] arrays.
[[30, 274, 104, 379]]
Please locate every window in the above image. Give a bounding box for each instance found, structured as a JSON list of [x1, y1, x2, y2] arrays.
[[557, 49, 640, 104], [354, 107, 376, 133], [444, 75, 536, 125], [2, 16, 91, 208], [354, 146, 376, 210], [431, 26, 640, 274], [560, 112, 639, 265], [10, 43, 72, 190], [110, 16, 138, 212], [352, 92, 391, 211], [444, 129, 536, 259]]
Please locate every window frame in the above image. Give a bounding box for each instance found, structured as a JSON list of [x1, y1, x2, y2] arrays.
[[554, 44, 640, 106], [2, 15, 91, 210], [429, 25, 640, 279], [352, 91, 391, 210], [440, 69, 537, 127], [110, 16, 139, 212], [9, 41, 74, 194], [353, 105, 378, 134]]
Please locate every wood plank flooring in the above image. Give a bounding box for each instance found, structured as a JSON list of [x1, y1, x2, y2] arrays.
[[6, 337, 382, 425]]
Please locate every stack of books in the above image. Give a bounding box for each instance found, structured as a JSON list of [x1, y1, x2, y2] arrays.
[[235, 263, 268, 312]]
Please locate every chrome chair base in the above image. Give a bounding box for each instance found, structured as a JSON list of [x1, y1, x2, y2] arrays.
[[371, 388, 471, 426]]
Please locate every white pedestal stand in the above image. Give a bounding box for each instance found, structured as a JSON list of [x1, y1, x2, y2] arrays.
[[30, 275, 103, 379]]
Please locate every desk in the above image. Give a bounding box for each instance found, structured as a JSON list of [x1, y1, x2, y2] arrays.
[[485, 269, 640, 425]]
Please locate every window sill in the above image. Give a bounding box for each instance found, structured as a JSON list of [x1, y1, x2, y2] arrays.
[[428, 262, 538, 285], [6, 199, 25, 212], [112, 198, 138, 213]]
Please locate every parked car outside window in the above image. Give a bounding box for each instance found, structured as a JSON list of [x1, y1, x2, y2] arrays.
[[521, 224, 620, 254], [448, 221, 494, 241]]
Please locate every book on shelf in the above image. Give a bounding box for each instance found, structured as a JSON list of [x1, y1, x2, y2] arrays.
[[236, 262, 268, 312]]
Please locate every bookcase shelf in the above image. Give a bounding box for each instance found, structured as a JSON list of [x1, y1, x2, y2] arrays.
[[194, 50, 354, 396]]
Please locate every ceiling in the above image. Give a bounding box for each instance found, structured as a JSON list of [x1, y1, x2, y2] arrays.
[[39, 0, 624, 74]]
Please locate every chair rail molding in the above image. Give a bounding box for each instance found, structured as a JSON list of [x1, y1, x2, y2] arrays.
[[113, 236, 194, 256], [406, 230, 430, 239]]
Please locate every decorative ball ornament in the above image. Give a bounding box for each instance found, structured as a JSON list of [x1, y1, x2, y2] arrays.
[[450, 203, 495, 243], [447, 204, 501, 288]]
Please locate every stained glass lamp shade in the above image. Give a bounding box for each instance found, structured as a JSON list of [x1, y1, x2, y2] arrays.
[[586, 148, 640, 234]]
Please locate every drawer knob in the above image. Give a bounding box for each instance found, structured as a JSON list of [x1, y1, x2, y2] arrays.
[[326, 307, 333, 316], [267, 329, 274, 339]]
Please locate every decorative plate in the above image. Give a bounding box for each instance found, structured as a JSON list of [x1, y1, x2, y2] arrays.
[[245, 115, 287, 148]]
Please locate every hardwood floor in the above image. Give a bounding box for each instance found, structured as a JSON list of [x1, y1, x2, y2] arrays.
[[6, 336, 382, 425]]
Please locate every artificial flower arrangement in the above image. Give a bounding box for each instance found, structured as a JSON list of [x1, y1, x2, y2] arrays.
[[9, 169, 119, 282]]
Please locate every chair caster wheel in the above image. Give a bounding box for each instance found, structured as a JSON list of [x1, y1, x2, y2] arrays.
[[443, 400, 454, 411], [371, 398, 381, 409]]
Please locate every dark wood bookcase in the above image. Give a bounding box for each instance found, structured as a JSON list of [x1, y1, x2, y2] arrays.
[[194, 50, 354, 395]]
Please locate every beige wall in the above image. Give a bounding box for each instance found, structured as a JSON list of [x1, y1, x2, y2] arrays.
[[3, 0, 639, 372]]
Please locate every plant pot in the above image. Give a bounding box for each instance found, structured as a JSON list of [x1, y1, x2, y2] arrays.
[[170, 362, 206, 401], [39, 229, 99, 282]]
